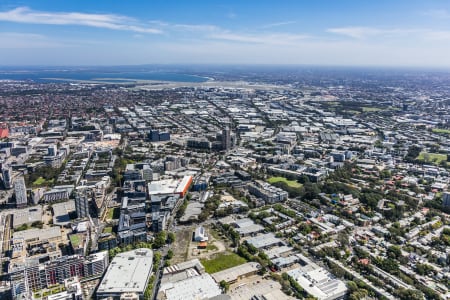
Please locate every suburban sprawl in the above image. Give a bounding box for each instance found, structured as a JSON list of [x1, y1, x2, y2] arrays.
[[0, 67, 450, 300]]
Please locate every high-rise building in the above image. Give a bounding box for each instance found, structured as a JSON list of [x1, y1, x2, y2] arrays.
[[443, 192, 450, 208], [142, 164, 153, 181], [222, 126, 231, 151], [75, 191, 90, 219], [14, 176, 27, 208], [48, 144, 58, 157], [148, 130, 170, 142], [1, 165, 12, 189], [149, 130, 160, 142]]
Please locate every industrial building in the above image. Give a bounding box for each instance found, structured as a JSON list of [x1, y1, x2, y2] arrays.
[[245, 233, 283, 249], [96, 248, 153, 300], [158, 259, 221, 300], [211, 262, 260, 284], [287, 254, 348, 300]]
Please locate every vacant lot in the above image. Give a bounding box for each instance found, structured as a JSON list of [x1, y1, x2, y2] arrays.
[[172, 226, 193, 264], [200, 252, 247, 274], [267, 177, 302, 188], [417, 152, 447, 165]]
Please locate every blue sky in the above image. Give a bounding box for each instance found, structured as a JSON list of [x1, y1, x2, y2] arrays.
[[1, 0, 450, 67]]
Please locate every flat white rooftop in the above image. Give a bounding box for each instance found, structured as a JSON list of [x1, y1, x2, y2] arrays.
[[159, 273, 221, 300], [245, 233, 282, 249], [97, 248, 153, 295], [287, 266, 348, 300], [148, 179, 179, 195]]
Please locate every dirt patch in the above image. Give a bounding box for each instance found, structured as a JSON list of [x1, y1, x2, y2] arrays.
[[172, 226, 194, 264]]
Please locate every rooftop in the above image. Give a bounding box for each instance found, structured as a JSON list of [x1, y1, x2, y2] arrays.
[[211, 262, 260, 283], [245, 233, 282, 249], [287, 260, 348, 300], [159, 273, 221, 300], [13, 226, 61, 242], [97, 248, 153, 295]]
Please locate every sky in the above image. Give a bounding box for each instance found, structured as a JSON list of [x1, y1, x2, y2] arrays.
[[1, 0, 450, 67]]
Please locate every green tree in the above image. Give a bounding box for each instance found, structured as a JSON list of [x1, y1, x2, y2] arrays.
[[167, 232, 175, 244], [166, 249, 174, 260], [396, 288, 423, 300], [219, 280, 230, 292], [153, 231, 167, 249]]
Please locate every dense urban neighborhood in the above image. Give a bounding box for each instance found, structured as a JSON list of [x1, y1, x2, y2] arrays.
[[0, 67, 450, 300]]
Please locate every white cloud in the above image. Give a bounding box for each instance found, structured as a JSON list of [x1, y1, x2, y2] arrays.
[[326, 26, 429, 39], [327, 27, 388, 39], [262, 21, 296, 29], [327, 26, 450, 42], [171, 24, 219, 32], [209, 32, 309, 45], [0, 7, 162, 34]]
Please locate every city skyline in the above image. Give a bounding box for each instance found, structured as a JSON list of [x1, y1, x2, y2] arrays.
[[1, 0, 450, 67]]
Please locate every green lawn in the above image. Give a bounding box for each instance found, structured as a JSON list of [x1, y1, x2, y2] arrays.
[[417, 152, 447, 165], [107, 207, 120, 219], [200, 252, 247, 274], [267, 176, 303, 188], [33, 177, 53, 186], [103, 226, 113, 233], [432, 128, 450, 135], [69, 234, 81, 247]]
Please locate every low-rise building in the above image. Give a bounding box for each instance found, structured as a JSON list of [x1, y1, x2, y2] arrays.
[[96, 248, 153, 300]]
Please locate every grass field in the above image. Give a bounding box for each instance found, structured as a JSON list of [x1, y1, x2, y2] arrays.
[[103, 226, 113, 233], [417, 152, 447, 165], [267, 176, 303, 188], [432, 128, 450, 135], [33, 177, 54, 186], [200, 252, 247, 274]]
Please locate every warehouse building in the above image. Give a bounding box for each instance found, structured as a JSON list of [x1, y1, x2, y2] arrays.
[[96, 248, 153, 300]]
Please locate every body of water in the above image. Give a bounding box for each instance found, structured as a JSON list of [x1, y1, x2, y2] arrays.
[[0, 68, 209, 83]]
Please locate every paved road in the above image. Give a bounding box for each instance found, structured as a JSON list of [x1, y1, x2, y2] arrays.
[[151, 196, 182, 300], [151, 246, 168, 300], [327, 257, 396, 300]]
